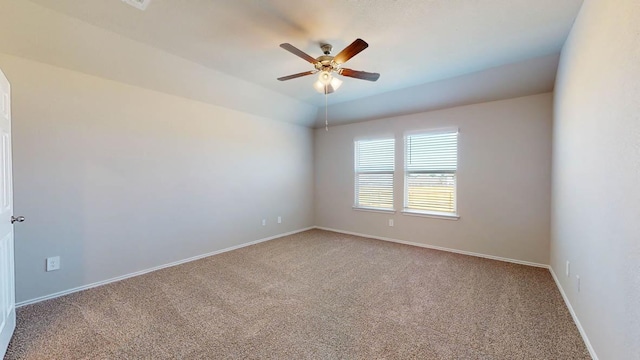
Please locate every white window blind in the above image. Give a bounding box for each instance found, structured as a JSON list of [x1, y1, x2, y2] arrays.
[[404, 130, 458, 216], [354, 138, 395, 210]]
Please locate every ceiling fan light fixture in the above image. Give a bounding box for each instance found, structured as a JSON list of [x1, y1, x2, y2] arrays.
[[313, 80, 329, 94], [330, 76, 343, 90], [313, 76, 342, 94], [318, 71, 333, 85]]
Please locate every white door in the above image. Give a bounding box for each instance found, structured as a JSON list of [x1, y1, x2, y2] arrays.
[[0, 68, 17, 358]]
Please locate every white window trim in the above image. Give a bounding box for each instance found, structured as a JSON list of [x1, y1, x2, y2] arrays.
[[401, 210, 460, 220], [403, 127, 459, 137], [353, 206, 397, 214], [353, 137, 395, 211], [353, 134, 396, 141], [403, 129, 459, 217]]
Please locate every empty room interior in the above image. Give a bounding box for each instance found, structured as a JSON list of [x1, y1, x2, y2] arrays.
[[0, 0, 638, 359]]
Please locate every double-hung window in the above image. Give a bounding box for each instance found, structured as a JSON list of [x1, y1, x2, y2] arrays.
[[354, 138, 395, 211], [404, 129, 458, 217]]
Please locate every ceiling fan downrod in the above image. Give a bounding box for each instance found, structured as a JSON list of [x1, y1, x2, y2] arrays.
[[320, 43, 332, 55]]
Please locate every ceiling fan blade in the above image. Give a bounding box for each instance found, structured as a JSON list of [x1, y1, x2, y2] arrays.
[[279, 43, 318, 64], [339, 68, 380, 81], [333, 39, 369, 65], [277, 70, 317, 81]]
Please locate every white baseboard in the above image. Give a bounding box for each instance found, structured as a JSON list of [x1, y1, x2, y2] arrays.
[[314, 226, 549, 268], [16, 227, 315, 308], [549, 267, 598, 360]]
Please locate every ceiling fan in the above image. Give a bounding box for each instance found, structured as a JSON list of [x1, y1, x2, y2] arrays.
[[277, 38, 380, 94]]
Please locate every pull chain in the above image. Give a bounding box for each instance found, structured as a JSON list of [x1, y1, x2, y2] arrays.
[[325, 83, 328, 131]]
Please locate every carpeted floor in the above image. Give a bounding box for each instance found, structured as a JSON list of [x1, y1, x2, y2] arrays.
[[5, 229, 590, 359]]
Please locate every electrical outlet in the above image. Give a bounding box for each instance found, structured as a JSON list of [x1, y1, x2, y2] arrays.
[[277, 216, 282, 224], [388, 219, 394, 227], [46, 256, 61, 272], [121, 0, 152, 11], [576, 275, 581, 292], [261, 219, 266, 226], [566, 261, 570, 277]]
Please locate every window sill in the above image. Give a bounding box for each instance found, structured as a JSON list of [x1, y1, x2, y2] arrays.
[[353, 207, 397, 214], [401, 210, 460, 220]]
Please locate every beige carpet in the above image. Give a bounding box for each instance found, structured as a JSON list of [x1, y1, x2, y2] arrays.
[[5, 229, 590, 359]]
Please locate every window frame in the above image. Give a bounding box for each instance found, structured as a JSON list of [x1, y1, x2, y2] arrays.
[[402, 128, 459, 219], [353, 136, 396, 213]]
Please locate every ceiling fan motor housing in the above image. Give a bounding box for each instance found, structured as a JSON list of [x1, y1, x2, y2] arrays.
[[315, 55, 337, 72]]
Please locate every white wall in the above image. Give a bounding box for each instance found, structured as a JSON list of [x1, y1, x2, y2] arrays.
[[315, 93, 553, 265], [551, 0, 640, 358], [0, 54, 314, 303]]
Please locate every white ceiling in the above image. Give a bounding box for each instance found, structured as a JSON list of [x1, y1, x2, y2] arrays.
[[26, 0, 583, 109], [0, 1, 583, 127]]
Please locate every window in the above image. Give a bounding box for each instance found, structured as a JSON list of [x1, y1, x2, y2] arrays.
[[354, 138, 395, 211], [404, 130, 458, 217]]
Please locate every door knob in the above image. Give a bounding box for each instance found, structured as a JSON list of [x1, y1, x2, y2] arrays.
[[11, 215, 25, 224]]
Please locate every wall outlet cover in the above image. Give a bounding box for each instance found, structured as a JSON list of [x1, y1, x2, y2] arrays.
[[46, 256, 61, 272], [122, 0, 151, 11]]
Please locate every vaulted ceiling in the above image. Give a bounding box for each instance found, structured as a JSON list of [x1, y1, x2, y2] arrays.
[[0, 0, 583, 127]]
